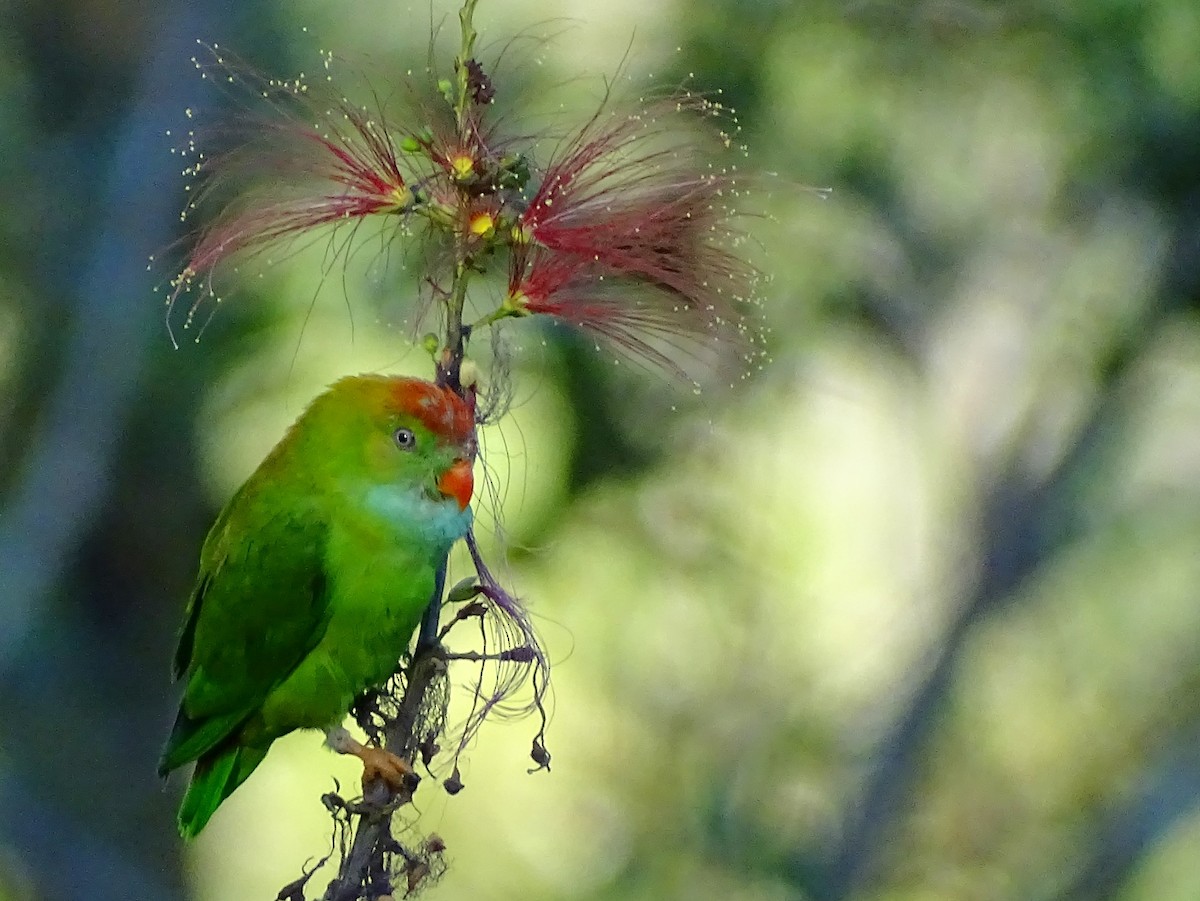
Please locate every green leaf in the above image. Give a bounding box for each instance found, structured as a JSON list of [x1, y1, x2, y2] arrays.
[[446, 577, 481, 603]]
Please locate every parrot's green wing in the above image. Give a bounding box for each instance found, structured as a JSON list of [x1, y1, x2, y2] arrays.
[[159, 479, 332, 775]]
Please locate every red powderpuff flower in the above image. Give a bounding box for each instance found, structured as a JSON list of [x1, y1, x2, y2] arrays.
[[517, 94, 758, 326], [506, 243, 731, 378], [176, 105, 415, 283], [163, 63, 428, 336]]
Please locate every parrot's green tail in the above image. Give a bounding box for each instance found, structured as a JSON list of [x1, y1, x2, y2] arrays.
[[178, 743, 267, 839]]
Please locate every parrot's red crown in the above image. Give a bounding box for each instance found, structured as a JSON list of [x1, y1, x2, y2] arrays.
[[389, 378, 475, 446]]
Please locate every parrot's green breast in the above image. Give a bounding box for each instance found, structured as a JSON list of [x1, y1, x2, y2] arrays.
[[253, 486, 471, 738]]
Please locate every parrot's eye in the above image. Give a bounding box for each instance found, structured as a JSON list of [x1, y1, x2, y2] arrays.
[[393, 428, 417, 450]]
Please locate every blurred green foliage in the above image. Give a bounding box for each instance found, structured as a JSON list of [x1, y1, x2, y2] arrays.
[[3, 1, 1200, 900]]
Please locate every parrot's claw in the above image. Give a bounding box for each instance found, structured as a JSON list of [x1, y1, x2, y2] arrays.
[[358, 746, 414, 793], [325, 727, 413, 793]]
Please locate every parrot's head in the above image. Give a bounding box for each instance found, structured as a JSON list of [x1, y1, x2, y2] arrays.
[[305, 374, 476, 514]]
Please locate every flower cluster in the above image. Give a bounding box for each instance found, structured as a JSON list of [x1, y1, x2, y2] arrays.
[[166, 44, 762, 378]]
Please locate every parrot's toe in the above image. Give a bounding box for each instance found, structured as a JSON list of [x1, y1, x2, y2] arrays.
[[359, 746, 414, 793], [325, 727, 414, 794]]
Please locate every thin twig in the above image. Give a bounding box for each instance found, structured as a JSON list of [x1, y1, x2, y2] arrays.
[[322, 648, 446, 900], [315, 3, 485, 896]]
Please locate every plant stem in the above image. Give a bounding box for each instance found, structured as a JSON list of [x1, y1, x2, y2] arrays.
[[455, 0, 480, 127], [438, 0, 482, 393], [437, 261, 472, 392], [321, 5, 490, 895], [467, 304, 520, 333]]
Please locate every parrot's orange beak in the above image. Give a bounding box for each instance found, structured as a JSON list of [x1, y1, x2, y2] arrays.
[[437, 458, 474, 510]]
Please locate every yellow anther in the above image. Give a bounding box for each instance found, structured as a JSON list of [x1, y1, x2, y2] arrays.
[[450, 154, 475, 181], [384, 185, 412, 212], [469, 212, 495, 238], [502, 291, 531, 315]]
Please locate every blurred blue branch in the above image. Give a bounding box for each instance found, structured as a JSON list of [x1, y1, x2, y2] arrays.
[[1047, 727, 1200, 901], [809, 313, 1153, 900], [0, 4, 211, 668], [0, 1, 236, 898]]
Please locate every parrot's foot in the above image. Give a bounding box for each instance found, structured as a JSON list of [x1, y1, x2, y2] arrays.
[[358, 745, 414, 793], [325, 727, 414, 793]]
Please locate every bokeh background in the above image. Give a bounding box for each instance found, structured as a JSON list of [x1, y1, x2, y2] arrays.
[[4, 0, 1200, 899]]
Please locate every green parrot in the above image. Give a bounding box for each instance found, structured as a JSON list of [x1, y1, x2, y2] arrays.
[[159, 374, 476, 838]]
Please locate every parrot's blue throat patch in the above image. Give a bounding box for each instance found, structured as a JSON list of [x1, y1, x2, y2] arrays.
[[363, 484, 473, 550]]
